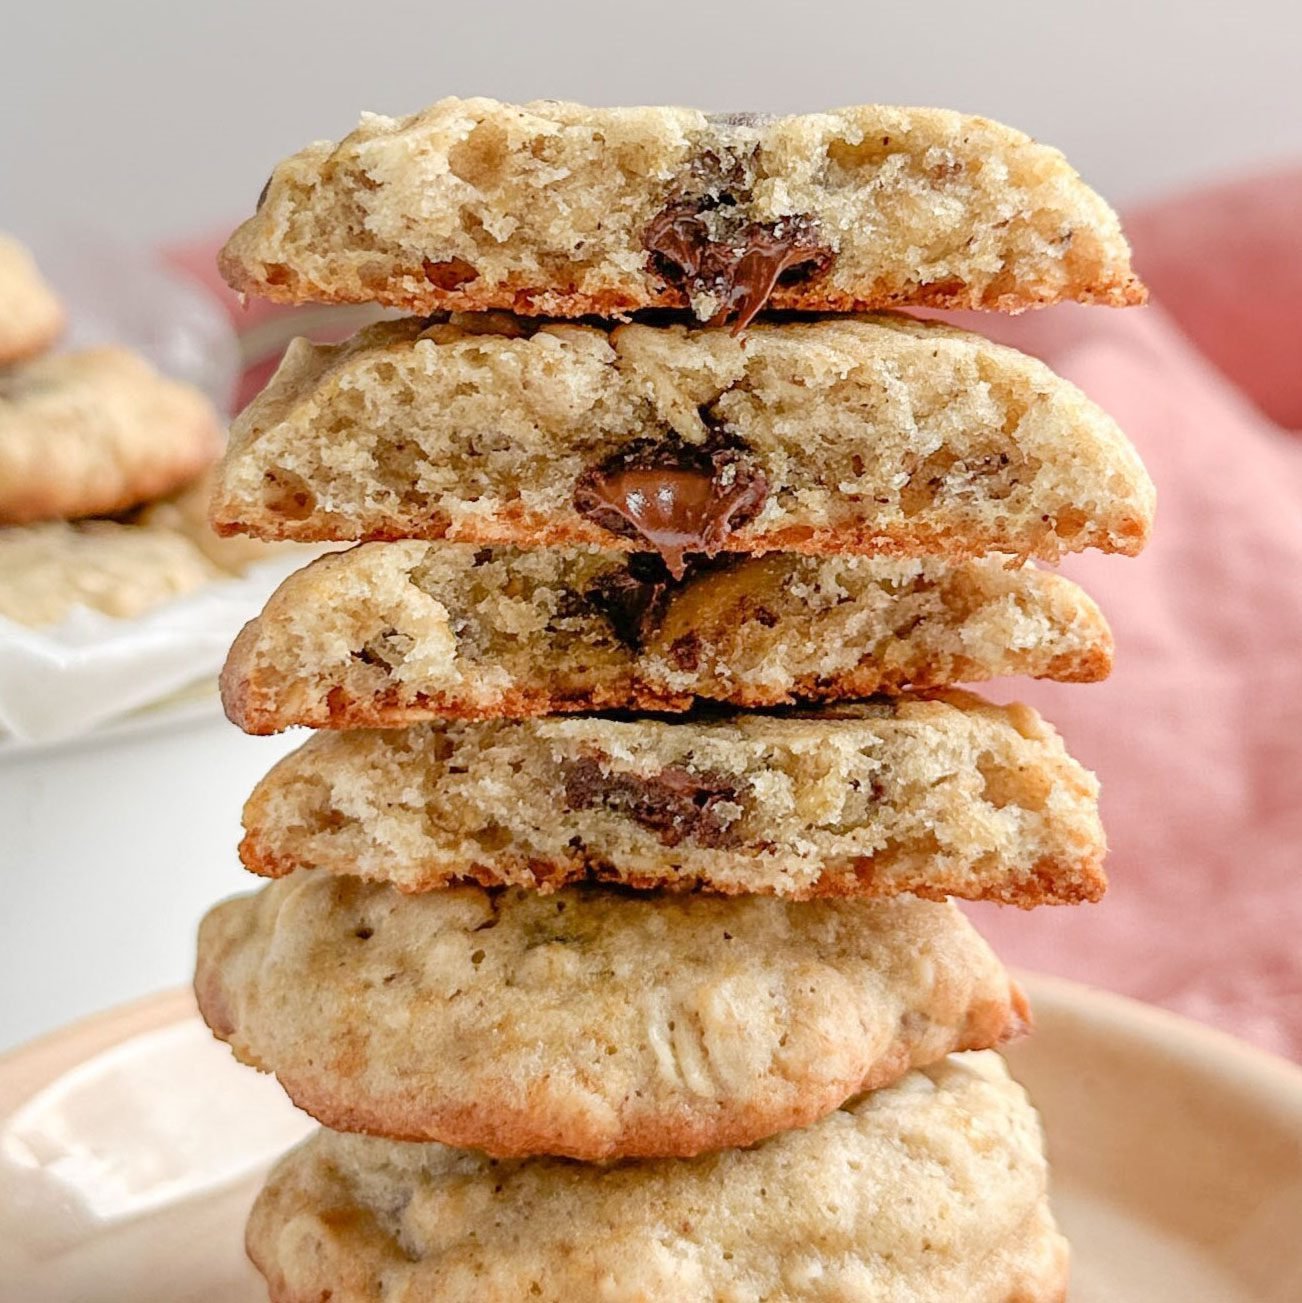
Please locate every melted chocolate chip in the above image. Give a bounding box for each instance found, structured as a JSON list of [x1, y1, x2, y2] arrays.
[[562, 757, 743, 847], [587, 554, 678, 649], [722, 223, 834, 329], [256, 175, 272, 210], [644, 195, 833, 332], [573, 433, 768, 579]]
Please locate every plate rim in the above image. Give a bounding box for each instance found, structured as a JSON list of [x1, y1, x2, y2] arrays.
[[1017, 970, 1302, 1097]]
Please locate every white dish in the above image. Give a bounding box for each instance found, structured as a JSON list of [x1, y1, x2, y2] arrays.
[[0, 678, 226, 759], [1, 973, 1299, 1302]]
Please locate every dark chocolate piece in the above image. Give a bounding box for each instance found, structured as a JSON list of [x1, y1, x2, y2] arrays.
[[586, 555, 679, 649], [573, 434, 768, 579], [644, 188, 833, 332], [562, 756, 743, 847]]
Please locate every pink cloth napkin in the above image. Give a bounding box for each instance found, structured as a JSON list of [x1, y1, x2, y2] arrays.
[[170, 167, 1302, 1060], [956, 169, 1302, 1062]]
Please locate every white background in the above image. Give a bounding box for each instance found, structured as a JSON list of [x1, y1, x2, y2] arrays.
[[3, 0, 1299, 243], [1, 0, 1299, 1049]]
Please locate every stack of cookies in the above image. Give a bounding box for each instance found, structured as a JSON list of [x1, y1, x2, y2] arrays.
[[197, 98, 1153, 1302]]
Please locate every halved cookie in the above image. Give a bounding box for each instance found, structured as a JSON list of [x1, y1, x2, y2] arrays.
[[0, 347, 223, 524], [212, 314, 1153, 563], [221, 96, 1141, 324], [222, 542, 1112, 733], [0, 234, 63, 365], [197, 874, 1025, 1160], [247, 1052, 1069, 1303], [239, 691, 1105, 904]]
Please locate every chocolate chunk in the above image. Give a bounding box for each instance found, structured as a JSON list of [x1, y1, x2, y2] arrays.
[[256, 175, 272, 210], [586, 555, 678, 649], [562, 756, 743, 848], [573, 434, 768, 579], [644, 203, 714, 283], [644, 190, 833, 332]]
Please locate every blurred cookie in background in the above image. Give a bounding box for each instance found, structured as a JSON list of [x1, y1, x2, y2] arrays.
[[0, 518, 221, 628], [0, 468, 325, 632], [0, 233, 293, 744], [0, 233, 64, 365], [137, 470, 299, 574], [0, 345, 223, 525]]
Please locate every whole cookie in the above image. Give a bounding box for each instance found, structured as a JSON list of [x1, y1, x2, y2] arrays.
[[221, 96, 1142, 323], [196, 875, 1025, 1159], [221, 542, 1113, 734], [212, 313, 1153, 563], [239, 690, 1106, 904], [247, 1052, 1070, 1303]]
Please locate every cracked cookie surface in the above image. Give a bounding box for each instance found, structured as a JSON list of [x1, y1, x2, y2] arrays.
[[212, 313, 1153, 561], [220, 96, 1142, 323], [197, 875, 1024, 1159], [221, 542, 1112, 733], [239, 690, 1106, 903], [246, 1051, 1069, 1303]]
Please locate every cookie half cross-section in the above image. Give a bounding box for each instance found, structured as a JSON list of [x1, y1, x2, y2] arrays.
[[220, 542, 1114, 733], [238, 690, 1107, 904], [221, 96, 1143, 324], [212, 313, 1154, 564]]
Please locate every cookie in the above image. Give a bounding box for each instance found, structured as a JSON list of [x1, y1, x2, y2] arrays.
[[212, 314, 1154, 564], [0, 234, 63, 365], [0, 519, 220, 628], [239, 691, 1105, 904], [220, 96, 1141, 325], [198, 873, 1025, 1159], [246, 1051, 1069, 1303], [0, 347, 224, 525], [221, 542, 1112, 733]]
